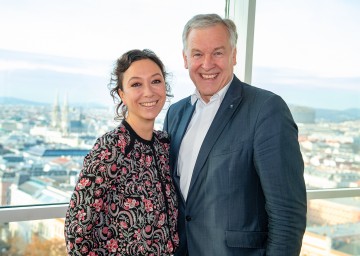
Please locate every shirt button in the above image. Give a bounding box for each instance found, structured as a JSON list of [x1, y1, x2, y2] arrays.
[[186, 215, 192, 221]]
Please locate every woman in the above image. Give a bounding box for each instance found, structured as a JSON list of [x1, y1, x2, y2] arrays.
[[64, 49, 179, 256]]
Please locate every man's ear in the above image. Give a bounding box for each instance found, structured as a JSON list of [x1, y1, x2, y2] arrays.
[[182, 51, 189, 69], [232, 47, 237, 66]]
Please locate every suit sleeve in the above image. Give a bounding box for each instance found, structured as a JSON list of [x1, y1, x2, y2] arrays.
[[163, 105, 172, 133], [253, 94, 307, 256]]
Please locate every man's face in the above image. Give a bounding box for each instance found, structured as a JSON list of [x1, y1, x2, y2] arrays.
[[183, 24, 237, 103]]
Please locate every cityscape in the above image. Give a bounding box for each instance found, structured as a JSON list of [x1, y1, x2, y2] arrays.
[[0, 95, 359, 255], [1, 0, 359, 254]]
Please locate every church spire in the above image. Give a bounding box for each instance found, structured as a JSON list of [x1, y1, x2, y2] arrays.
[[51, 91, 61, 128], [61, 93, 69, 134]]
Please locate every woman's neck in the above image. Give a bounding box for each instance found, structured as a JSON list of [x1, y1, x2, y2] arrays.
[[125, 117, 154, 141]]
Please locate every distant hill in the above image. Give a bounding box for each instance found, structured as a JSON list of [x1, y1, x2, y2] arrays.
[[0, 97, 48, 106], [1, 97, 359, 122], [289, 104, 360, 123], [0, 96, 108, 108], [315, 108, 360, 122]]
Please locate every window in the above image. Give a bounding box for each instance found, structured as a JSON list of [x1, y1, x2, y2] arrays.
[[252, 0, 360, 190], [0, 0, 223, 207], [0, 1, 223, 254], [253, 1, 360, 254], [2, 1, 360, 254]]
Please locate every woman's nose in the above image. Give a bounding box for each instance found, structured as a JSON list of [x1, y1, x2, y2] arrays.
[[143, 83, 155, 97]]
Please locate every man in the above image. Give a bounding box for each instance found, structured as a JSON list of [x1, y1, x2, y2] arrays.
[[163, 14, 307, 256]]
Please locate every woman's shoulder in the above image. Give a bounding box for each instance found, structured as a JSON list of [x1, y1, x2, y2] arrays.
[[153, 130, 170, 154], [153, 129, 169, 142], [92, 123, 131, 150]]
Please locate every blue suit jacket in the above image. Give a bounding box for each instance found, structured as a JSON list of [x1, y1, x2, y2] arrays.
[[163, 76, 307, 256]]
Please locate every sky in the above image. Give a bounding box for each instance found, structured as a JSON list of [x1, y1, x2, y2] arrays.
[[0, 0, 224, 106], [252, 0, 360, 110], [0, 0, 359, 110]]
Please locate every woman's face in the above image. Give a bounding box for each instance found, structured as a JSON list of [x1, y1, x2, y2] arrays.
[[119, 59, 166, 125]]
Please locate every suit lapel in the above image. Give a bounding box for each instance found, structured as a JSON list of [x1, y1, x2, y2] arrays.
[[172, 99, 196, 165], [188, 78, 243, 196], [172, 98, 196, 203]]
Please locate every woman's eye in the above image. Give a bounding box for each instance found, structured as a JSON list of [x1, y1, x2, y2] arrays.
[[131, 82, 141, 87], [152, 79, 162, 84]]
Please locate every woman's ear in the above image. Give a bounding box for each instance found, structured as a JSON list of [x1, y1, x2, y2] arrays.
[[118, 89, 126, 105]]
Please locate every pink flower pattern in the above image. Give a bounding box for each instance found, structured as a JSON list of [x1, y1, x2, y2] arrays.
[[64, 121, 178, 256]]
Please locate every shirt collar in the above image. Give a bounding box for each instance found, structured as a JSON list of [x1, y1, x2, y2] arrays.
[[190, 75, 234, 105]]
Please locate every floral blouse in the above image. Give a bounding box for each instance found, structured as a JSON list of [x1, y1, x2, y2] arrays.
[[64, 121, 179, 256]]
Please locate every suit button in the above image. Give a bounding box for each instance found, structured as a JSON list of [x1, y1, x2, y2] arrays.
[[186, 215, 192, 221]]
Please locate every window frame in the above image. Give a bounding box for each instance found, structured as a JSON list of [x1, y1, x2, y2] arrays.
[[1, 0, 360, 226]]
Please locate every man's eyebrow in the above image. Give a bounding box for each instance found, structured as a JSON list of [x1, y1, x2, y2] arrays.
[[214, 46, 225, 51], [190, 46, 225, 52], [190, 48, 202, 53]]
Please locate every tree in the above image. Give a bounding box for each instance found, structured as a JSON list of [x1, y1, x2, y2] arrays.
[[23, 235, 67, 256]]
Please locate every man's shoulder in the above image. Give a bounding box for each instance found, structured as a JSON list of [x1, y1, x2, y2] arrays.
[[230, 75, 275, 97], [236, 81, 281, 104], [171, 96, 191, 106], [168, 96, 192, 113], [231, 79, 288, 111], [239, 81, 275, 96]]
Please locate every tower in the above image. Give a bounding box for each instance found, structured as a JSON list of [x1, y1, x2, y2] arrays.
[[61, 93, 69, 135], [51, 92, 61, 129]]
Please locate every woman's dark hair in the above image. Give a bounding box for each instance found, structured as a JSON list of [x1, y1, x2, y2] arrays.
[[108, 49, 172, 121]]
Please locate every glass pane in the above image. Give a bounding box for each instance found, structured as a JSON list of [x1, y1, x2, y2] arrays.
[[0, 219, 67, 255], [253, 0, 360, 190], [0, 0, 224, 207], [301, 197, 360, 256]]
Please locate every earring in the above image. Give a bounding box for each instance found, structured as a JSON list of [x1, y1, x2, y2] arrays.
[[121, 104, 128, 118]]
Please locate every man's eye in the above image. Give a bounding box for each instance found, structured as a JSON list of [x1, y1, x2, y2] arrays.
[[214, 51, 223, 56], [193, 53, 202, 57]]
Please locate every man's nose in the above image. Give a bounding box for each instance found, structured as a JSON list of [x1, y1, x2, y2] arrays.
[[202, 54, 214, 70]]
